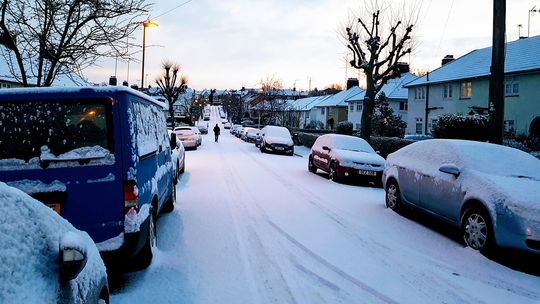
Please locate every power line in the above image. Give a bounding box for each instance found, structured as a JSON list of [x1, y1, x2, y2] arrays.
[[154, 0, 195, 19]]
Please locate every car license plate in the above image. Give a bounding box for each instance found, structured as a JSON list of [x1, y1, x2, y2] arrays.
[[46, 203, 61, 214], [359, 170, 377, 176], [275, 147, 284, 150]]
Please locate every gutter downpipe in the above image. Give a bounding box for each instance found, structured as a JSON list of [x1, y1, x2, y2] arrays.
[[424, 72, 430, 135]]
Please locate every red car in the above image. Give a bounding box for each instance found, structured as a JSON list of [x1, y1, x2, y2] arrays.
[[308, 134, 385, 185]]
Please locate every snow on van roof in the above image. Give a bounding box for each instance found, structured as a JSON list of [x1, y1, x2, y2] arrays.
[[0, 86, 168, 109]]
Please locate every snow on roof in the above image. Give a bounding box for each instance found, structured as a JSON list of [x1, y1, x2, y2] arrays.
[[405, 35, 540, 87], [289, 95, 333, 111], [345, 73, 417, 102], [316, 86, 363, 107]]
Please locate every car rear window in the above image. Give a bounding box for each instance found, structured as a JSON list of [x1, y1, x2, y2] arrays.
[[0, 99, 113, 163]]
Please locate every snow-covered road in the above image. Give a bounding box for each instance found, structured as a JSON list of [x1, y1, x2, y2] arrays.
[[112, 108, 540, 304]]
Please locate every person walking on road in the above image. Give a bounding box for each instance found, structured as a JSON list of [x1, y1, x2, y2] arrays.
[[213, 123, 221, 142]]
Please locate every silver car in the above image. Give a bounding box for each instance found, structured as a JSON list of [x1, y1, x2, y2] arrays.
[[383, 139, 540, 254]]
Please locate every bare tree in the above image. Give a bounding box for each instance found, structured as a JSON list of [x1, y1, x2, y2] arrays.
[[259, 75, 286, 124], [155, 61, 188, 125], [344, 1, 417, 141], [0, 0, 149, 86]]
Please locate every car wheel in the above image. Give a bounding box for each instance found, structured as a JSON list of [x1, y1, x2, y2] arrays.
[[161, 182, 176, 214], [308, 156, 317, 173], [461, 206, 494, 253], [385, 180, 403, 212], [260, 143, 266, 153], [329, 162, 340, 182], [134, 209, 156, 269]]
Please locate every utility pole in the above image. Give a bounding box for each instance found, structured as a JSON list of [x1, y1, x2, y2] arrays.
[[489, 0, 506, 144]]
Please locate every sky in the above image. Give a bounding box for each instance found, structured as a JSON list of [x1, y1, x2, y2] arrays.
[[84, 0, 540, 91]]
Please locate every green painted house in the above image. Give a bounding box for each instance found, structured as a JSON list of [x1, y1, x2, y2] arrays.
[[404, 36, 540, 136]]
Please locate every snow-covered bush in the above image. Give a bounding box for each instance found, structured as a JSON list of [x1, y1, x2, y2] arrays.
[[336, 121, 353, 135], [502, 139, 530, 152], [432, 113, 489, 141]]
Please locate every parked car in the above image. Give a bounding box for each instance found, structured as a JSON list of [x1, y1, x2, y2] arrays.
[[0, 86, 176, 268], [241, 119, 255, 127], [383, 139, 540, 254], [240, 127, 255, 141], [236, 126, 245, 138], [230, 124, 242, 135], [308, 134, 384, 185], [174, 126, 201, 146], [224, 122, 232, 129], [246, 128, 261, 143], [175, 128, 198, 150], [196, 122, 209, 134], [0, 182, 109, 303], [168, 130, 186, 181], [259, 126, 294, 156]]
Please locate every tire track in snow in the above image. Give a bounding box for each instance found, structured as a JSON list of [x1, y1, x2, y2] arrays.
[[237, 144, 540, 303], [217, 146, 299, 304]]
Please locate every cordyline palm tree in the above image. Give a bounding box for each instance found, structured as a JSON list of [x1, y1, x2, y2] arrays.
[[155, 61, 188, 127]]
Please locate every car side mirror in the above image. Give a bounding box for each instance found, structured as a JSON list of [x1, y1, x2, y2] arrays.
[[59, 232, 88, 282], [439, 164, 460, 177], [170, 133, 177, 151], [322, 146, 331, 152]]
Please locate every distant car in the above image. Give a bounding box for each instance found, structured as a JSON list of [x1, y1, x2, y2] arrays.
[[203, 114, 210, 121], [259, 126, 294, 156], [174, 128, 198, 150], [168, 130, 186, 181], [222, 118, 228, 124], [245, 128, 261, 143], [0, 182, 109, 304], [224, 122, 232, 129], [383, 139, 540, 254], [241, 119, 255, 127], [240, 127, 255, 141], [196, 122, 209, 134], [230, 124, 242, 135], [309, 134, 384, 185]]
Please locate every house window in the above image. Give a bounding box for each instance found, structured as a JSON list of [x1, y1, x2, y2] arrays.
[[355, 123, 360, 130], [504, 120, 515, 135], [356, 103, 363, 111], [399, 101, 408, 111], [505, 77, 519, 96], [460, 81, 472, 99], [349, 104, 354, 111], [321, 107, 325, 115], [415, 87, 425, 99], [415, 117, 423, 134], [443, 84, 453, 99]]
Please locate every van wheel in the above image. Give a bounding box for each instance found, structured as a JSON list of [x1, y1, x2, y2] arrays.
[[162, 183, 176, 214], [134, 211, 156, 269]]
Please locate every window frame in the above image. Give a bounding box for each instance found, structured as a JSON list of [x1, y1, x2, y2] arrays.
[[460, 81, 472, 99]]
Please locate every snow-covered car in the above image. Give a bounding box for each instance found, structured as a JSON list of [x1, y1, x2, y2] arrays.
[[309, 134, 384, 185], [168, 130, 186, 181], [383, 139, 540, 254], [196, 122, 209, 134], [224, 122, 232, 129], [259, 126, 294, 156], [230, 124, 242, 135], [240, 127, 255, 141], [245, 128, 261, 143], [0, 182, 109, 304], [235, 126, 245, 138], [175, 126, 202, 146], [175, 128, 198, 150]]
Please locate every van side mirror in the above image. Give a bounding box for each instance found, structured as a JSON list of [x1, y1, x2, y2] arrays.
[[59, 232, 88, 282], [439, 164, 460, 177]]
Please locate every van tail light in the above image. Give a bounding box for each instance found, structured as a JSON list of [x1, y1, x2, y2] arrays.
[[124, 180, 138, 214]]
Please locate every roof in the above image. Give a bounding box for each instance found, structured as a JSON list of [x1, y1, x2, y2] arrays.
[[288, 95, 333, 111], [405, 35, 540, 87], [315, 86, 363, 107]]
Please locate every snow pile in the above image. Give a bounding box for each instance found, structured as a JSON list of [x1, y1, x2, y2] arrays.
[[0, 182, 106, 303], [40, 145, 111, 161], [125, 203, 151, 233]]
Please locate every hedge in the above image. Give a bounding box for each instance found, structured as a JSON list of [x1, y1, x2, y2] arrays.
[[368, 136, 414, 158]]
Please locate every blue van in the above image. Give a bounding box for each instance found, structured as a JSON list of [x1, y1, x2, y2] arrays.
[[0, 86, 176, 267]]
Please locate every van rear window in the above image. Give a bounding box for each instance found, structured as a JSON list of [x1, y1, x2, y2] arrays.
[[0, 99, 113, 163]]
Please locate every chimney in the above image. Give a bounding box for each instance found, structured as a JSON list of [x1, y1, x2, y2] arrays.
[[397, 62, 410, 73], [441, 55, 455, 66], [346, 78, 359, 90], [109, 76, 117, 86]]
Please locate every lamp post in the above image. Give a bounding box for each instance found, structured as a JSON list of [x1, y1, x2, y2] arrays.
[[141, 20, 158, 90]]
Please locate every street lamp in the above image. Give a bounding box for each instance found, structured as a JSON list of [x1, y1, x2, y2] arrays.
[[141, 20, 158, 89]]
